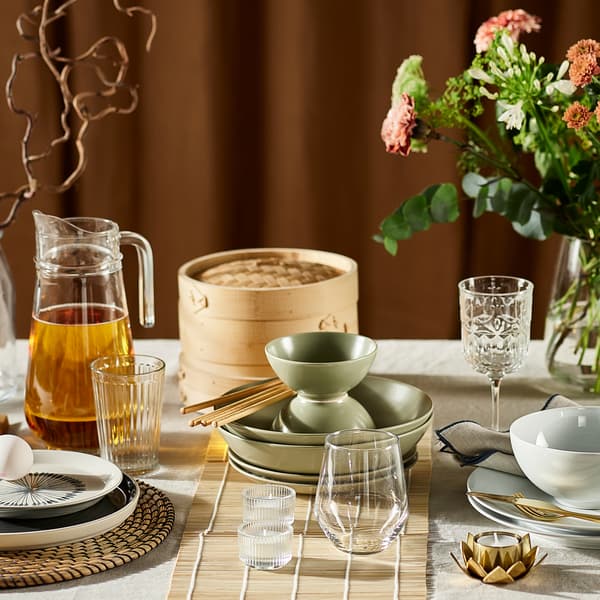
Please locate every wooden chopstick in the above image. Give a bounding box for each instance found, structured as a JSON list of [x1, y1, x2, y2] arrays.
[[188, 383, 293, 427], [193, 383, 289, 424], [212, 389, 295, 427], [180, 377, 281, 414]]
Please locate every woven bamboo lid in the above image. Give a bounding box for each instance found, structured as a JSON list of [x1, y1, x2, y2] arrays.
[[178, 248, 358, 320], [199, 257, 343, 288]]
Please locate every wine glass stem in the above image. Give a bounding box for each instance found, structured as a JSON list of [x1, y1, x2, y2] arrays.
[[489, 377, 502, 431]]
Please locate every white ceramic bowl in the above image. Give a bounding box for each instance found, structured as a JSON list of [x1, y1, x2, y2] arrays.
[[510, 407, 600, 509]]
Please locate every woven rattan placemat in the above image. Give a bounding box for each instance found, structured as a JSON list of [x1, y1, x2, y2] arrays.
[[169, 428, 432, 599], [0, 482, 175, 589]]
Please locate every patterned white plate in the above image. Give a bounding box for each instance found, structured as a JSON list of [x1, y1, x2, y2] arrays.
[[0, 450, 122, 519], [0, 474, 139, 550]]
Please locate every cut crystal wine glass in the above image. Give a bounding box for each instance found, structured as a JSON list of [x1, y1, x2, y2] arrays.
[[458, 276, 533, 431]]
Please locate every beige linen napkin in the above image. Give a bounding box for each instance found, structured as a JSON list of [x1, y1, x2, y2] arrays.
[[434, 394, 578, 476]]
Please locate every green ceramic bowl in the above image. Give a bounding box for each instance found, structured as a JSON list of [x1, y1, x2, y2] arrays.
[[265, 331, 377, 397], [219, 415, 431, 475], [227, 375, 433, 445], [265, 331, 378, 432]]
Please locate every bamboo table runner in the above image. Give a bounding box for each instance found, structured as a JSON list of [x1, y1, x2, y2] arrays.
[[169, 428, 432, 599]]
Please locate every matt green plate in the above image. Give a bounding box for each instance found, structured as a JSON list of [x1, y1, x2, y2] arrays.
[[227, 375, 433, 445]]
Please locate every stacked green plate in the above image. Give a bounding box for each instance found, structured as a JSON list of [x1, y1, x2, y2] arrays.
[[219, 375, 433, 492]]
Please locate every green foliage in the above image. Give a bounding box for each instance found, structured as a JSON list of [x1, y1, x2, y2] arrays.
[[377, 22, 600, 256], [391, 55, 429, 112], [377, 184, 460, 251]]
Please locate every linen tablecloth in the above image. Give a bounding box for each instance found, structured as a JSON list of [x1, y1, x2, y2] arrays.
[[1, 339, 599, 599]]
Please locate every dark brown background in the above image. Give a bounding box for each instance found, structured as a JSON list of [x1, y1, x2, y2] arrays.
[[0, 0, 596, 341]]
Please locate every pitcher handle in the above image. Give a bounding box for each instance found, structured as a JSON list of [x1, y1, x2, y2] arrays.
[[120, 231, 155, 328]]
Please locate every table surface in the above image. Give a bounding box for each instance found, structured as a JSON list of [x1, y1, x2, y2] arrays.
[[3, 339, 599, 599]]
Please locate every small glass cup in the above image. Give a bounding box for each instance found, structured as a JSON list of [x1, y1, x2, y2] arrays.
[[238, 522, 293, 570], [90, 354, 165, 475], [314, 429, 409, 554], [242, 484, 296, 525]]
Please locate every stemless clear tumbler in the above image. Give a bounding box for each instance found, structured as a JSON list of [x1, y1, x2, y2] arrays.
[[458, 276, 533, 431], [91, 354, 165, 475], [314, 429, 409, 555]]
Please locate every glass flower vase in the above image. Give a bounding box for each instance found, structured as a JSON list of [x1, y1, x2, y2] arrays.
[[0, 233, 16, 401], [544, 237, 600, 393]]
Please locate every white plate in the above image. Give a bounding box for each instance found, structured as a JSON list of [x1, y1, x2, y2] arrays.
[[0, 450, 122, 519], [467, 494, 600, 549], [467, 467, 600, 536], [0, 473, 139, 550]]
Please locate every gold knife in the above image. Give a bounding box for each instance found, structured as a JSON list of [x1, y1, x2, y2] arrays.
[[467, 491, 600, 524]]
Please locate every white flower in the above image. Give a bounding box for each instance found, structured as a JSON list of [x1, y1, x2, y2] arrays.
[[500, 32, 515, 53], [479, 86, 498, 100], [520, 44, 530, 65], [557, 60, 569, 80], [489, 62, 507, 80], [467, 68, 494, 84], [497, 100, 525, 130], [545, 79, 576, 96]]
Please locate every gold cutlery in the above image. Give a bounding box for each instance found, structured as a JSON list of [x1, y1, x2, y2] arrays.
[[467, 491, 600, 524]]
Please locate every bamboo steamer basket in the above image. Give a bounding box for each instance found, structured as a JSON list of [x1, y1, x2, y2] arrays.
[[178, 248, 359, 403]]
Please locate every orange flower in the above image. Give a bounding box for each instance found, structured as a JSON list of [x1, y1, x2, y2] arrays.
[[474, 9, 541, 53], [381, 93, 417, 157], [566, 38, 600, 62], [595, 102, 600, 124], [569, 54, 600, 87], [563, 102, 592, 129]]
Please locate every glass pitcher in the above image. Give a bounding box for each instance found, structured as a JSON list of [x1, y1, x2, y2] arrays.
[[24, 211, 154, 451]]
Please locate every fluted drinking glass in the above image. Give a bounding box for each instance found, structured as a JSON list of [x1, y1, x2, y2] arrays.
[[458, 276, 533, 431]]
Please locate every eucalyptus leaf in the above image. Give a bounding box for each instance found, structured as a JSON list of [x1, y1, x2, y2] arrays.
[[383, 236, 398, 256], [462, 172, 488, 199], [473, 185, 490, 217], [381, 213, 412, 240], [512, 209, 553, 240], [504, 183, 532, 222], [429, 183, 459, 223], [402, 195, 431, 231], [491, 178, 512, 214], [516, 191, 536, 226]]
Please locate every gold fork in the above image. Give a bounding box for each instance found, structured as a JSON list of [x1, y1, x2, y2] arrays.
[[467, 491, 600, 524], [509, 493, 600, 524]]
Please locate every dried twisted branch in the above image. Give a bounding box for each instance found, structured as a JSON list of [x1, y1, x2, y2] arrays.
[[0, 0, 156, 229]]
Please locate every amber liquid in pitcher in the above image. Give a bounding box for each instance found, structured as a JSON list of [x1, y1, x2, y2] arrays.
[[25, 303, 133, 451]]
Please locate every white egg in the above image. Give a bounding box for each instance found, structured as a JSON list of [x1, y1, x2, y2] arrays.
[[0, 435, 34, 480]]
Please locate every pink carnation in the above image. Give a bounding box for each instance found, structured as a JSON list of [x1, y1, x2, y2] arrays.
[[381, 93, 417, 157], [474, 9, 541, 53]]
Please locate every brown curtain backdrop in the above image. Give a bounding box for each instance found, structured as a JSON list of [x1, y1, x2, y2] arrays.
[[0, 0, 596, 341]]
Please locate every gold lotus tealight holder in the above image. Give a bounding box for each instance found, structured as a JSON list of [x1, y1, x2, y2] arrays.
[[451, 531, 547, 584]]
